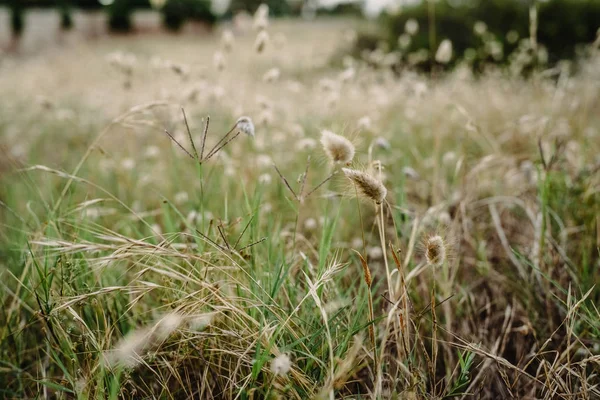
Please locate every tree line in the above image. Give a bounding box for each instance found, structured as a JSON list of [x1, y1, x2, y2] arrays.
[[2, 0, 303, 37]]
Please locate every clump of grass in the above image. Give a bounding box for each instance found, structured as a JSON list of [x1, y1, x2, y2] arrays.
[[1, 17, 599, 400]]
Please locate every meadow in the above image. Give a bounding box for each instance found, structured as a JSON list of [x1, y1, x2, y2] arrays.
[[0, 14, 599, 399]]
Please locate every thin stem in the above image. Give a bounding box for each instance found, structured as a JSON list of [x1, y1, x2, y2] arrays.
[[298, 155, 311, 202], [354, 186, 367, 257], [205, 130, 242, 160], [181, 108, 198, 161], [377, 203, 393, 298], [390, 242, 411, 361], [428, 0, 436, 70], [366, 287, 377, 376], [272, 164, 298, 201], [305, 171, 337, 199], [200, 116, 210, 161], [353, 250, 377, 372], [217, 225, 231, 251], [195, 229, 228, 252], [238, 237, 266, 252], [205, 124, 236, 159], [430, 281, 438, 396], [164, 129, 194, 159], [233, 215, 254, 250]]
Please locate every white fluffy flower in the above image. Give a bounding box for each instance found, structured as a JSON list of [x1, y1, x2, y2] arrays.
[[435, 39, 453, 64], [236, 116, 255, 137], [271, 353, 292, 376], [405, 19, 419, 35]]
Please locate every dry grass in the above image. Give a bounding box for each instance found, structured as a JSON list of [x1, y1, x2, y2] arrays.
[[0, 17, 599, 399]]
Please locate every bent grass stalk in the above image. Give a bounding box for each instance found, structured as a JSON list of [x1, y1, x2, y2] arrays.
[[353, 250, 377, 368]]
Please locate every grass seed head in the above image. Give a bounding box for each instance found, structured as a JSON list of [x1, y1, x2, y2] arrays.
[[253, 3, 269, 31], [398, 33, 412, 49], [271, 353, 292, 376], [221, 29, 234, 52], [342, 168, 387, 204], [405, 19, 419, 35], [425, 235, 447, 267], [320, 129, 355, 165], [236, 116, 255, 137], [254, 30, 270, 53], [435, 39, 453, 64], [153, 312, 183, 341], [213, 51, 226, 71], [105, 312, 183, 369], [474, 21, 488, 36], [262, 67, 280, 83], [188, 313, 214, 331]]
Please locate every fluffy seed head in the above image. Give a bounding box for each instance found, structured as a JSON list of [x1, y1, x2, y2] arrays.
[[262, 67, 280, 83], [425, 235, 446, 267], [398, 33, 411, 49], [104, 312, 183, 369], [236, 116, 255, 137], [405, 18, 419, 35], [304, 218, 318, 231], [342, 168, 387, 204], [213, 51, 226, 71], [188, 313, 214, 331], [435, 39, 453, 64], [253, 3, 269, 30], [271, 353, 292, 376], [320, 130, 355, 165], [374, 137, 391, 150], [254, 30, 269, 53], [474, 21, 487, 36], [221, 29, 234, 52], [357, 116, 372, 131], [338, 67, 356, 82], [153, 313, 183, 341]]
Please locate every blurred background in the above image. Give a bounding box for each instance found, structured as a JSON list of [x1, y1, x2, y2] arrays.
[[1, 0, 599, 67], [1, 1, 599, 398]]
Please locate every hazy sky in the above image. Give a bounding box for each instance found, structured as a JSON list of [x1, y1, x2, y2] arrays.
[[319, 0, 421, 18]]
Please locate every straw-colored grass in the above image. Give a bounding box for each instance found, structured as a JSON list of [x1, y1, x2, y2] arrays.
[[1, 17, 599, 399]]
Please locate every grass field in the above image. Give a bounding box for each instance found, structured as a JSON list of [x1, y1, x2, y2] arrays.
[[1, 16, 599, 399]]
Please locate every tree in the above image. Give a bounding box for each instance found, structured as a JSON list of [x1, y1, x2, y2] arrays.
[[162, 0, 216, 32], [8, 0, 25, 39], [58, 0, 74, 30], [109, 0, 135, 32]]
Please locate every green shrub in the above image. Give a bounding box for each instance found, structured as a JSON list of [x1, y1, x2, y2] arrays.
[[229, 0, 292, 16], [108, 0, 135, 32], [374, 0, 600, 69], [162, 0, 216, 32], [9, 0, 25, 38], [317, 2, 363, 17], [58, 0, 74, 31], [187, 0, 216, 23], [162, 0, 187, 31], [537, 0, 600, 61]]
